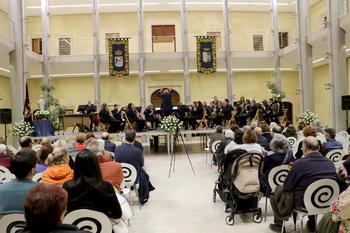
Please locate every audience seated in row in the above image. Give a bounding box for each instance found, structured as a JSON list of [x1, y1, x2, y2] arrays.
[[20, 183, 89, 233], [41, 147, 74, 185], [35, 144, 53, 173], [0, 143, 11, 169], [270, 136, 337, 232], [0, 149, 36, 214], [321, 127, 343, 155]]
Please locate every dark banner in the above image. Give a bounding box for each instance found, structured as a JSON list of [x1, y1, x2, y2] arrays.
[[108, 38, 129, 77], [196, 36, 217, 74]]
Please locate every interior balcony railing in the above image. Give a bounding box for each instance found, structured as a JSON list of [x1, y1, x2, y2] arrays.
[[29, 29, 299, 57]]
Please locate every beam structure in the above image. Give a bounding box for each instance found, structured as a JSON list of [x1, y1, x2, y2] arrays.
[[137, 0, 146, 113], [180, 0, 190, 105], [93, 0, 101, 110]]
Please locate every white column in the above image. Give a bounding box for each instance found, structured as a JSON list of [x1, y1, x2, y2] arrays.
[[222, 0, 233, 103], [137, 0, 146, 112], [93, 0, 101, 110], [181, 0, 190, 105], [8, 0, 27, 124], [270, 0, 281, 89], [296, 0, 314, 112], [41, 0, 50, 94], [327, 0, 348, 131]]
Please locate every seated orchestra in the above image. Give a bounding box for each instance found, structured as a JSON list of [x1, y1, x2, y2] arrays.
[[78, 95, 286, 133]]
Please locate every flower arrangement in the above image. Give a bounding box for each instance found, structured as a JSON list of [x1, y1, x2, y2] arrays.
[[10, 121, 34, 137], [266, 81, 286, 99], [160, 115, 183, 133], [298, 110, 318, 125], [34, 110, 50, 119]]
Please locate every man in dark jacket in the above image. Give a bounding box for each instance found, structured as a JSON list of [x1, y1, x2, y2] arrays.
[[254, 127, 270, 151], [321, 128, 343, 155], [158, 88, 173, 117], [101, 132, 116, 153], [114, 130, 144, 178], [270, 136, 337, 232]]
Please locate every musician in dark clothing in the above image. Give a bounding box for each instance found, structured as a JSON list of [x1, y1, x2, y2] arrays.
[[158, 88, 173, 117], [86, 100, 96, 114], [221, 99, 233, 120], [144, 104, 159, 129], [126, 103, 146, 132], [110, 104, 122, 132], [99, 103, 120, 133]]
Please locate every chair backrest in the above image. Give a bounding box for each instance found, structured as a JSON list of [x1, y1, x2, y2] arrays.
[[268, 165, 290, 193], [335, 134, 349, 154], [0, 213, 26, 233], [32, 144, 41, 152], [287, 137, 297, 147], [303, 179, 339, 215], [337, 131, 349, 139], [121, 163, 137, 188], [63, 209, 112, 233], [32, 172, 43, 182], [211, 140, 222, 154], [0, 166, 15, 184], [232, 152, 263, 194], [325, 149, 344, 166], [206, 138, 211, 149]]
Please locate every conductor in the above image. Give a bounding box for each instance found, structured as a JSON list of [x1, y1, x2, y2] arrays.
[[158, 88, 173, 117]]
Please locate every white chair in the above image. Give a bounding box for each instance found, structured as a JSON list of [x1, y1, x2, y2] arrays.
[[63, 209, 112, 233], [286, 137, 297, 147], [32, 144, 41, 152], [282, 179, 339, 233], [335, 134, 349, 154], [337, 130, 349, 139], [210, 139, 222, 169], [0, 213, 26, 233], [325, 149, 345, 168], [265, 165, 290, 221], [0, 166, 15, 184], [32, 172, 43, 182], [121, 163, 140, 208]]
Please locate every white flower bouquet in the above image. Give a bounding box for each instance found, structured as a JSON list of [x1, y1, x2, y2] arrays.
[[10, 121, 34, 136], [34, 110, 50, 119], [298, 110, 317, 125], [160, 115, 183, 133]]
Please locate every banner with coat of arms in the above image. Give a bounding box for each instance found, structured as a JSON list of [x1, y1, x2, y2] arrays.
[[196, 36, 217, 74], [108, 38, 129, 77]]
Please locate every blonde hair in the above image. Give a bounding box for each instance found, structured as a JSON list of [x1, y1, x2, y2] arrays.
[[76, 133, 86, 144], [53, 140, 68, 149], [46, 147, 69, 166]]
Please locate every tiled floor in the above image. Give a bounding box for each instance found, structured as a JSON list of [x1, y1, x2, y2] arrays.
[[128, 152, 303, 233]]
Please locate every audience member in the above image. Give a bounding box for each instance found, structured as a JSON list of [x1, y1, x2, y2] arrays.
[[86, 139, 124, 193], [75, 133, 86, 152], [321, 128, 343, 155], [0, 144, 11, 168], [270, 136, 337, 232], [85, 132, 96, 140], [63, 149, 122, 220], [254, 127, 270, 151], [233, 128, 243, 145], [0, 149, 36, 214], [261, 123, 273, 144], [21, 183, 89, 233], [263, 134, 294, 195], [316, 159, 350, 233], [282, 125, 297, 139], [42, 147, 74, 185], [295, 126, 321, 159], [41, 137, 51, 147], [102, 132, 116, 153], [215, 129, 235, 167], [20, 136, 33, 149], [234, 128, 264, 154], [36, 144, 54, 173], [209, 126, 225, 164], [115, 130, 144, 177]]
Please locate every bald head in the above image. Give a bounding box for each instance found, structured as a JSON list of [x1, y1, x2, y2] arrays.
[[302, 136, 320, 155], [254, 127, 262, 135], [101, 132, 109, 140]]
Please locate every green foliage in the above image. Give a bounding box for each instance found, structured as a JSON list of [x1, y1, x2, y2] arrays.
[[40, 82, 65, 131], [266, 81, 286, 99]]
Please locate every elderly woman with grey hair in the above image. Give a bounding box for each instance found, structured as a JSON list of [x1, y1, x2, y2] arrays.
[[262, 134, 295, 195]]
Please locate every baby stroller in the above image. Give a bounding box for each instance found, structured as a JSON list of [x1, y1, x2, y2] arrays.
[[213, 148, 247, 204], [217, 151, 264, 225]]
